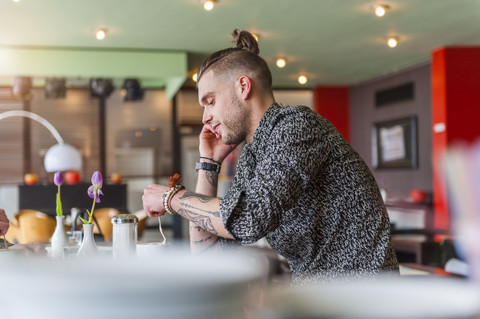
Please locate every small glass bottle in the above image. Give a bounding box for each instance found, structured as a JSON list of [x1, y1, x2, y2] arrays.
[[111, 214, 138, 258]]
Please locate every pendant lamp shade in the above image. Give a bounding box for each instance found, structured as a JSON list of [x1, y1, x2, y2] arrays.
[[44, 143, 82, 172]]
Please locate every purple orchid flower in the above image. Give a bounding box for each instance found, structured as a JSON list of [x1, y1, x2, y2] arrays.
[[88, 185, 104, 203], [91, 171, 103, 187], [83, 171, 104, 224], [88, 171, 104, 203], [53, 171, 63, 186]]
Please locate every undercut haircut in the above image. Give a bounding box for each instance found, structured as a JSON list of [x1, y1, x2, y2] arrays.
[[197, 29, 272, 91]]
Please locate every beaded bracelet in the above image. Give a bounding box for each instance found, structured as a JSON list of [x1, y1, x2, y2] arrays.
[[162, 184, 185, 215], [199, 156, 222, 165]]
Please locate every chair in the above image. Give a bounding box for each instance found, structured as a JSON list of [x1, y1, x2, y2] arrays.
[[92, 207, 120, 242], [5, 209, 56, 244]]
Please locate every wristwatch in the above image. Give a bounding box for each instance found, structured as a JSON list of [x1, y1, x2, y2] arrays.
[[195, 161, 221, 173]]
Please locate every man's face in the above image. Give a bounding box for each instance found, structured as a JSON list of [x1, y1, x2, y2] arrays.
[[198, 70, 249, 145]]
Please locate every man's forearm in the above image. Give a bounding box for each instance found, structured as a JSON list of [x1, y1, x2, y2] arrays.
[[176, 169, 230, 253]]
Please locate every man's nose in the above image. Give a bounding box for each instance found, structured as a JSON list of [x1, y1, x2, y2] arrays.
[[202, 107, 212, 125]]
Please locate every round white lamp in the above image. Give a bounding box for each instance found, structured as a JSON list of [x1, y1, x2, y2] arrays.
[[44, 143, 82, 172], [0, 110, 82, 172]]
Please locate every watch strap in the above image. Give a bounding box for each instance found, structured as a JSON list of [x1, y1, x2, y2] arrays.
[[195, 161, 221, 173]]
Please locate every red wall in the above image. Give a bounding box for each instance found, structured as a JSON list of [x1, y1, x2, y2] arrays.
[[313, 86, 350, 142], [431, 47, 480, 229]]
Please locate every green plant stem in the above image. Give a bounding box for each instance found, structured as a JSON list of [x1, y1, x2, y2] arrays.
[[56, 185, 63, 217], [89, 192, 97, 224]]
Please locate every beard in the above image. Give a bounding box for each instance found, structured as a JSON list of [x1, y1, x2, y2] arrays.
[[221, 93, 250, 145]]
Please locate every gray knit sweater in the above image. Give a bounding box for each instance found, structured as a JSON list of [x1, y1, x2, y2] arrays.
[[220, 103, 398, 284]]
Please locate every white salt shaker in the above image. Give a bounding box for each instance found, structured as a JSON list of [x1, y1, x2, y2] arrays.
[[111, 214, 138, 258]]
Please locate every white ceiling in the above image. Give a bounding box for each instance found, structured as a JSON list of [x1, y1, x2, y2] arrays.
[[1, 0, 480, 88]]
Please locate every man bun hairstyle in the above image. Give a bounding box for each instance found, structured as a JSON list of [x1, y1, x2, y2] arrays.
[[232, 29, 260, 54], [197, 29, 272, 90]]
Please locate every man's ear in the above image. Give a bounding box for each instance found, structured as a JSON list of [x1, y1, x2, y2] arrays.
[[237, 75, 252, 100]]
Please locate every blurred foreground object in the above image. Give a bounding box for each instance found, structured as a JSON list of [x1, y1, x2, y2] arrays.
[[268, 277, 480, 319], [0, 248, 266, 319], [441, 140, 480, 282]]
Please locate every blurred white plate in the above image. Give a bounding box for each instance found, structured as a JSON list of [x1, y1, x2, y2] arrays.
[[0, 248, 266, 319], [270, 276, 480, 319]]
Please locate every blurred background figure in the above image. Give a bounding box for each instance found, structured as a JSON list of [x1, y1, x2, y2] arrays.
[[0, 208, 9, 236]]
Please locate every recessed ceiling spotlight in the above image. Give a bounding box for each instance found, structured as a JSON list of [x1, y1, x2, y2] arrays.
[[13, 0, 20, 3], [201, 0, 216, 11], [387, 36, 398, 48], [192, 72, 198, 82], [95, 28, 107, 40], [373, 4, 390, 17], [298, 75, 308, 85], [276, 58, 286, 68]]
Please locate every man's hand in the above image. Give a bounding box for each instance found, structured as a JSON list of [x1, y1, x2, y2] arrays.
[[199, 125, 237, 162], [10, 242, 47, 256], [0, 209, 9, 236], [142, 184, 170, 217]]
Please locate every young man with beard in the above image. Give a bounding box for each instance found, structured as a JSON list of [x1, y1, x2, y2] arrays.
[[143, 29, 398, 284]]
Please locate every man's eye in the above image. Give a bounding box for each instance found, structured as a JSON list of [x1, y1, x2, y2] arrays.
[[208, 99, 215, 106]]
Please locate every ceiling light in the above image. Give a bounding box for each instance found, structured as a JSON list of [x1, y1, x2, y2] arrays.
[[90, 78, 114, 98], [202, 0, 215, 11], [12, 76, 32, 98], [373, 4, 390, 17], [387, 37, 398, 48], [298, 75, 308, 85], [192, 72, 198, 82], [45, 78, 66, 99], [121, 79, 144, 101], [13, 0, 20, 2], [276, 58, 286, 68], [95, 29, 107, 40]]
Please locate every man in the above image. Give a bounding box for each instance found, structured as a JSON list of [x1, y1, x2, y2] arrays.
[[0, 209, 9, 237], [143, 29, 398, 284]]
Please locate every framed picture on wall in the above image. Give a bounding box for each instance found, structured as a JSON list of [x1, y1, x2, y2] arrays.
[[372, 116, 418, 169]]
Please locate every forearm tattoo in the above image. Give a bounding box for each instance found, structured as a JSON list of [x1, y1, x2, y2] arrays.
[[180, 191, 212, 203], [190, 224, 202, 232], [205, 171, 218, 187], [192, 237, 220, 252], [178, 208, 218, 235], [181, 202, 220, 217]]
